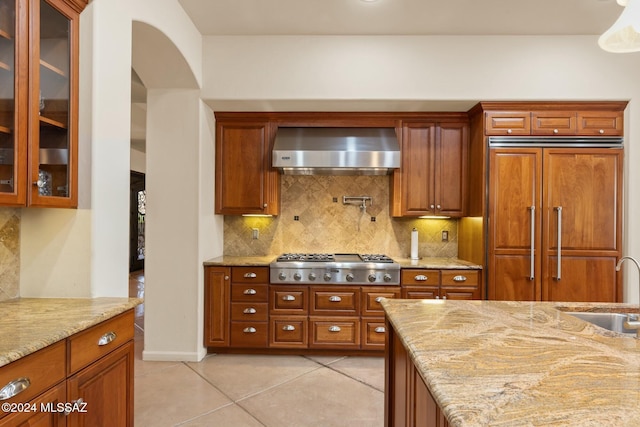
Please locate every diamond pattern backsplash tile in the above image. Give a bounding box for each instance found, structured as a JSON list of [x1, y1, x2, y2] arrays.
[[224, 176, 458, 258], [0, 208, 20, 301]]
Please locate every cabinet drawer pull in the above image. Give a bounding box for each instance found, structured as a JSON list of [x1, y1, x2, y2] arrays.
[[375, 297, 383, 303], [97, 331, 117, 346], [243, 272, 257, 279], [63, 398, 84, 416], [282, 325, 296, 331], [243, 288, 257, 295], [374, 326, 386, 334], [453, 275, 467, 282], [328, 326, 341, 332], [243, 327, 257, 333], [282, 295, 296, 301], [328, 296, 342, 302], [0, 377, 31, 400], [414, 275, 427, 281], [243, 307, 257, 314]]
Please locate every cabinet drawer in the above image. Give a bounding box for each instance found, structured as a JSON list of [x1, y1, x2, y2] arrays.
[[232, 267, 269, 283], [362, 319, 387, 349], [68, 310, 134, 374], [0, 341, 66, 415], [361, 287, 400, 317], [231, 283, 269, 302], [0, 381, 66, 425], [531, 111, 576, 135], [310, 288, 360, 315], [270, 316, 308, 348], [309, 317, 360, 348], [401, 269, 440, 286], [402, 286, 437, 299], [231, 302, 269, 321], [485, 111, 530, 135], [577, 111, 623, 136], [270, 287, 308, 314], [441, 270, 479, 287], [230, 322, 268, 348]]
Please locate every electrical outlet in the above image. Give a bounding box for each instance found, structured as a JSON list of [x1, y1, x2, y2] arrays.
[[442, 230, 449, 242], [252, 228, 259, 240]]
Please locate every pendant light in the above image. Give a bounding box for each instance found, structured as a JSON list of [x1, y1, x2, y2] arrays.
[[599, 0, 640, 53]]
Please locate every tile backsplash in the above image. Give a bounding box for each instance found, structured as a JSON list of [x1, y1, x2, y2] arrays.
[[224, 175, 458, 258], [0, 208, 20, 301]]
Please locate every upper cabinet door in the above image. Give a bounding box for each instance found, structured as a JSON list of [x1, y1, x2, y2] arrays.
[[28, 0, 78, 207], [400, 122, 436, 216], [215, 120, 280, 215], [0, 0, 27, 206], [435, 123, 468, 216]]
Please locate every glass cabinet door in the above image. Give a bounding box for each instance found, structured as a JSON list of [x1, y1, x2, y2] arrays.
[[0, 0, 27, 205], [30, 0, 77, 207]]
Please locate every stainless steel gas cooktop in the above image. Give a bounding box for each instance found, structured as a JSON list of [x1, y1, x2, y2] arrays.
[[270, 253, 400, 285]]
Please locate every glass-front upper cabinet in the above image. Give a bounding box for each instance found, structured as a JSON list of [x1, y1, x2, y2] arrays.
[[29, 0, 78, 207], [0, 0, 27, 205]]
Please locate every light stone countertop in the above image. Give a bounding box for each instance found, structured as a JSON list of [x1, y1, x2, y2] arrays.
[[203, 255, 277, 266], [381, 299, 640, 427], [0, 297, 142, 368]]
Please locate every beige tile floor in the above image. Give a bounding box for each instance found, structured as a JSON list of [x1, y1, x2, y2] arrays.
[[129, 271, 385, 427]]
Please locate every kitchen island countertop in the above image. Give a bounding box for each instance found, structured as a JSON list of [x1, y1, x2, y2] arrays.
[[0, 297, 142, 368], [381, 298, 640, 426]]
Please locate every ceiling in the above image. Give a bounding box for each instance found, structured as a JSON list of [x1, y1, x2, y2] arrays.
[[178, 0, 623, 37]]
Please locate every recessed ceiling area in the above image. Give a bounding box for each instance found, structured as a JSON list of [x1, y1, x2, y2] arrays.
[[178, 0, 623, 36]]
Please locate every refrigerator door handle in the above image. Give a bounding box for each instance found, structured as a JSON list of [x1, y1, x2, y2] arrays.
[[555, 206, 563, 280], [529, 206, 535, 281]]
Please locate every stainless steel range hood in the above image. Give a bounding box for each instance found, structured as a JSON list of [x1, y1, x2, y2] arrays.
[[272, 127, 400, 175]]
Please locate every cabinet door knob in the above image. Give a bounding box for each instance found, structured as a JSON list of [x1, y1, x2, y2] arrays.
[[328, 326, 341, 332], [63, 398, 85, 416], [553, 129, 559, 134], [436, 204, 441, 210], [375, 296, 383, 303], [243, 288, 257, 295], [224, 276, 230, 280], [599, 129, 605, 134], [329, 296, 342, 302], [244, 272, 257, 278], [507, 129, 513, 134], [0, 377, 31, 400], [33, 180, 45, 188], [97, 331, 117, 346], [263, 203, 268, 208]]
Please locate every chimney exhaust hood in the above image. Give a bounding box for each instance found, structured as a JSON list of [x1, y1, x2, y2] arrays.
[[272, 127, 400, 175]]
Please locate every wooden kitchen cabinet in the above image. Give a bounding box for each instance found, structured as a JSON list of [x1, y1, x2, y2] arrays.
[[204, 266, 230, 347], [214, 117, 279, 215], [0, 0, 85, 207], [229, 267, 269, 348], [0, 309, 135, 427], [386, 321, 449, 427], [488, 147, 622, 302], [401, 269, 481, 300], [483, 103, 625, 137], [392, 121, 468, 217]]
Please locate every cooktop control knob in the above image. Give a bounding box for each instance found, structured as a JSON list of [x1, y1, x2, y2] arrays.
[[323, 273, 332, 281], [346, 273, 354, 282], [383, 273, 392, 282], [293, 272, 302, 281], [278, 272, 287, 281], [368, 274, 377, 282], [308, 272, 317, 281]]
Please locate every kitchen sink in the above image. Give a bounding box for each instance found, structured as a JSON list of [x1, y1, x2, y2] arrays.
[[566, 312, 637, 335]]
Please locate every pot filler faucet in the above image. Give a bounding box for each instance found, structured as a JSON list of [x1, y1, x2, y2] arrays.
[[616, 256, 640, 337]]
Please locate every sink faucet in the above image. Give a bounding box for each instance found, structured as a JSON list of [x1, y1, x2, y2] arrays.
[[616, 256, 640, 337]]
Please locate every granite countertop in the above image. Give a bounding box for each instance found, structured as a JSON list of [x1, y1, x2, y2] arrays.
[[381, 299, 640, 426], [393, 257, 482, 269], [203, 255, 481, 269], [0, 297, 142, 368]]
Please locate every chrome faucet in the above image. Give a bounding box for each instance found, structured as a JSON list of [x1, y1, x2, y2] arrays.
[[616, 256, 640, 337]]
